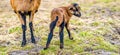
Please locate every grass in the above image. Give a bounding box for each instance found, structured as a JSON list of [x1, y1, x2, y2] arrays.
[[0, 0, 120, 55], [0, 46, 7, 52], [97, 0, 114, 3], [111, 6, 120, 12], [38, 29, 119, 55], [92, 36, 118, 52], [91, 21, 101, 26], [8, 26, 21, 34], [40, 46, 59, 55], [0, 46, 7, 55]]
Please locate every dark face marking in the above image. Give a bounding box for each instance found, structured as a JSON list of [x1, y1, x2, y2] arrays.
[[30, 0, 33, 3], [70, 3, 81, 17]]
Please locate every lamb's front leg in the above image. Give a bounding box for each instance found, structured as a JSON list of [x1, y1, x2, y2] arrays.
[[65, 23, 73, 40]]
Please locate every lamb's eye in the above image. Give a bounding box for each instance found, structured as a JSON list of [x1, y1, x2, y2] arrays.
[[69, 7, 73, 10]]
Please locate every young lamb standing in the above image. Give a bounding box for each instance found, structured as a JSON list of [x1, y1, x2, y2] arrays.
[[44, 3, 81, 49], [10, 0, 41, 47]]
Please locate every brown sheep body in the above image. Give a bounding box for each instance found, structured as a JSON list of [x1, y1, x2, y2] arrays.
[[10, 0, 41, 47], [44, 3, 81, 49]]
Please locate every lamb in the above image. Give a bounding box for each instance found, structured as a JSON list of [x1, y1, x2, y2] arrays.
[[44, 3, 81, 49], [10, 0, 41, 47]]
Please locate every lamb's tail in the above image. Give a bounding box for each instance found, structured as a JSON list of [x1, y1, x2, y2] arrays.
[[50, 16, 58, 28], [54, 16, 58, 23]]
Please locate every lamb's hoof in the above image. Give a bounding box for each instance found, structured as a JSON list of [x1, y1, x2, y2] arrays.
[[60, 44, 64, 49], [31, 39, 36, 44], [21, 41, 26, 47], [44, 47, 48, 50], [69, 37, 73, 40], [60, 46, 64, 49]]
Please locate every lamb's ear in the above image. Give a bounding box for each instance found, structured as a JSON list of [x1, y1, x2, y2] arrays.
[[73, 3, 78, 7]]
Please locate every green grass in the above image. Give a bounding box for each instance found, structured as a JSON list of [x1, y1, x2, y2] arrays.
[[8, 26, 21, 34], [111, 6, 120, 12], [0, 46, 7, 55], [40, 46, 59, 55], [91, 21, 101, 26], [79, 31, 93, 37], [38, 28, 119, 55], [92, 36, 118, 52], [0, 52, 7, 55], [0, 46, 7, 52]]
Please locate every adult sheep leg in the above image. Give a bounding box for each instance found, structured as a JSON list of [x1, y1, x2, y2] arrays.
[[17, 12, 27, 47], [29, 12, 36, 44]]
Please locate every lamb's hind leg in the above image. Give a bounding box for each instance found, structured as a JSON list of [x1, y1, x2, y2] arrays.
[[44, 16, 58, 50], [59, 20, 65, 49]]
